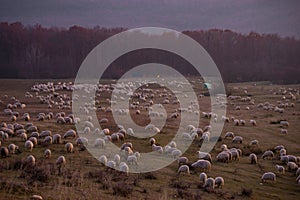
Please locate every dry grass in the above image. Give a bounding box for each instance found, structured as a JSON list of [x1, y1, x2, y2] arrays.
[[0, 79, 299, 199]]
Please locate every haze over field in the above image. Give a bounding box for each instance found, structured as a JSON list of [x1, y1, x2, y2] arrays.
[[0, 0, 300, 38]]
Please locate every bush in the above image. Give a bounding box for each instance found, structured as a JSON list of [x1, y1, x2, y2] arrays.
[[112, 182, 133, 197]]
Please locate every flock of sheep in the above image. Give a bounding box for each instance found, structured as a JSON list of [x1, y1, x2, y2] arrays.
[[0, 80, 299, 199]]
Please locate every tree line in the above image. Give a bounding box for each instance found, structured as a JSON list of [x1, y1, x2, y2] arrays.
[[0, 22, 299, 83]]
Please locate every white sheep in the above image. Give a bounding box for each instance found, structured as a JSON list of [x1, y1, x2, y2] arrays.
[[30, 195, 43, 200], [56, 155, 66, 168], [296, 168, 300, 177], [76, 137, 88, 146], [280, 121, 289, 127], [52, 134, 62, 144], [63, 129, 76, 139], [224, 132, 235, 139], [107, 160, 116, 169], [177, 165, 190, 176], [65, 142, 74, 153], [250, 119, 257, 126], [8, 143, 19, 154], [152, 144, 163, 154], [43, 136, 53, 145], [197, 151, 212, 163], [220, 144, 228, 151], [177, 157, 188, 166], [94, 138, 105, 148], [232, 136, 243, 144], [280, 129, 288, 135], [119, 162, 129, 176], [20, 132, 28, 141], [172, 149, 182, 159], [215, 176, 225, 188], [199, 172, 207, 186], [262, 150, 274, 160], [26, 155, 36, 166], [275, 165, 285, 174], [249, 153, 258, 164], [261, 172, 276, 183], [25, 140, 34, 151], [287, 162, 298, 172], [99, 155, 108, 165], [249, 139, 259, 146], [44, 149, 51, 158], [127, 155, 138, 165], [217, 151, 231, 163], [114, 154, 121, 165], [191, 159, 211, 172], [204, 177, 215, 189]]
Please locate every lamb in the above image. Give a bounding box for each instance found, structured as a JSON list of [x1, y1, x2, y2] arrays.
[[63, 129, 76, 139], [0, 147, 9, 158], [199, 172, 207, 186], [232, 136, 243, 144], [215, 176, 225, 188], [249, 153, 258, 164], [204, 177, 215, 189], [262, 150, 274, 160], [44, 149, 51, 158], [275, 165, 285, 174], [26, 155, 36, 166], [65, 142, 74, 153], [177, 165, 190, 176], [287, 162, 298, 172], [94, 138, 105, 148], [25, 140, 34, 151], [224, 132, 235, 139], [127, 155, 138, 165], [261, 172, 276, 183], [191, 159, 211, 172], [177, 157, 188, 166]]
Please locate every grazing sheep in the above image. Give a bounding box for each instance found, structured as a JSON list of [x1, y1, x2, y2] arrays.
[[30, 195, 43, 200], [178, 165, 190, 176], [274, 145, 285, 152], [199, 172, 207, 186], [134, 152, 141, 161], [215, 177, 225, 188], [204, 177, 215, 189], [230, 149, 240, 161], [99, 155, 108, 165], [262, 150, 274, 160], [287, 162, 298, 172], [26, 155, 36, 166], [20, 132, 28, 141], [261, 172, 276, 183], [281, 129, 288, 135], [8, 143, 19, 154], [76, 137, 88, 147], [224, 132, 235, 139], [1, 147, 9, 158], [234, 119, 240, 126], [43, 136, 53, 145], [275, 165, 285, 174], [120, 142, 133, 150], [44, 149, 51, 158], [232, 136, 243, 144], [40, 130, 52, 138], [177, 157, 188, 166], [220, 144, 228, 151], [197, 151, 212, 163], [52, 134, 62, 144], [191, 159, 211, 172], [172, 149, 182, 159], [250, 119, 257, 126], [240, 119, 246, 126], [280, 121, 289, 127], [119, 162, 129, 176], [249, 139, 259, 146], [249, 153, 258, 164], [279, 149, 286, 156], [152, 144, 163, 154], [56, 156, 66, 168], [65, 142, 74, 153], [25, 140, 34, 151], [63, 129, 76, 139], [94, 138, 105, 148], [217, 152, 230, 163], [114, 154, 121, 165], [296, 168, 300, 177], [56, 117, 66, 124], [169, 141, 177, 148], [127, 155, 138, 165], [107, 160, 116, 169]]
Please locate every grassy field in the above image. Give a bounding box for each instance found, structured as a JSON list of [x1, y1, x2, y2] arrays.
[[0, 79, 299, 200]]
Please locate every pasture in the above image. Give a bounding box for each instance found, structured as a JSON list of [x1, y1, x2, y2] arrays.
[[0, 79, 299, 200]]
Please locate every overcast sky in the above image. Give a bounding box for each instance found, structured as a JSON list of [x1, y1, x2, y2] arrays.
[[0, 0, 299, 38]]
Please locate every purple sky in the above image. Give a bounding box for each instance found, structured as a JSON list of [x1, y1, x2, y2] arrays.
[[0, 0, 299, 38]]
